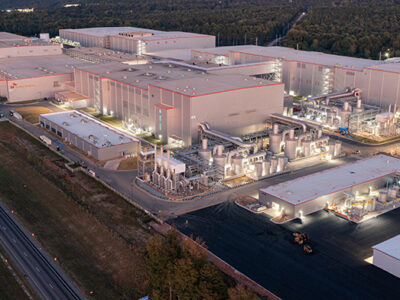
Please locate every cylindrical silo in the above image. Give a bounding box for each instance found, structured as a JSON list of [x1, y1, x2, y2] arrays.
[[379, 191, 388, 203], [198, 139, 211, 161], [277, 156, 285, 172], [269, 125, 282, 154], [302, 139, 311, 157], [270, 156, 278, 173], [255, 162, 263, 178], [285, 138, 297, 160], [334, 140, 342, 157], [263, 160, 270, 176], [232, 155, 244, 175]]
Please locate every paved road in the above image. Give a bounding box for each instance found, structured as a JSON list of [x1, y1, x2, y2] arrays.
[[171, 203, 400, 300], [0, 202, 85, 300], [0, 102, 364, 220], [268, 11, 307, 46]]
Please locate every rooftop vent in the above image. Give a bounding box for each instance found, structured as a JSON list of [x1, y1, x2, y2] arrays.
[[70, 113, 77, 118], [123, 76, 127, 79], [62, 121, 69, 126]]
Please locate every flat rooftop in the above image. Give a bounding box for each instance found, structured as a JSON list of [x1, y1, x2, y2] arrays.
[[0, 55, 90, 79], [0, 39, 54, 48], [193, 45, 382, 71], [0, 32, 25, 41], [373, 234, 400, 261], [366, 62, 400, 74], [65, 47, 150, 63], [229, 46, 381, 71], [40, 111, 138, 148], [147, 49, 193, 61], [76, 61, 280, 95], [60, 27, 162, 37], [260, 154, 400, 205], [153, 73, 281, 97]]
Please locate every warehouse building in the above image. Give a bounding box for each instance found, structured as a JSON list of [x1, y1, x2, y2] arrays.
[[0, 55, 89, 102], [373, 235, 400, 278], [189, 45, 400, 108], [259, 155, 400, 219], [0, 32, 62, 59], [73, 61, 284, 145], [39, 110, 139, 160], [59, 27, 215, 55]]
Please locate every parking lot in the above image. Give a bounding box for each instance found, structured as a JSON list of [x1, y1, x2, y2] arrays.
[[170, 201, 400, 299]]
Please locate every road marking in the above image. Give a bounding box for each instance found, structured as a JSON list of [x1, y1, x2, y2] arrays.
[[49, 283, 54, 289], [12, 238, 16, 243], [35, 267, 40, 273], [23, 252, 28, 257]]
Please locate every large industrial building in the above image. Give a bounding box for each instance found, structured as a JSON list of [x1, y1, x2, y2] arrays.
[[188, 45, 400, 107], [39, 110, 139, 160], [73, 61, 284, 145], [59, 27, 215, 55], [259, 155, 400, 220], [0, 55, 89, 102], [373, 235, 400, 278]]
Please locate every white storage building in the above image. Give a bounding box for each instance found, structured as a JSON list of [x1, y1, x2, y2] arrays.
[[373, 235, 400, 278], [39, 110, 139, 160], [259, 155, 400, 219], [59, 27, 215, 55]]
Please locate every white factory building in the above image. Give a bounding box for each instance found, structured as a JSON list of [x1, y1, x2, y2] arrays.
[[0, 32, 62, 59], [259, 155, 400, 219], [73, 61, 284, 145], [0, 31, 90, 103], [59, 27, 215, 55], [188, 45, 400, 108], [39, 110, 139, 160], [0, 55, 89, 103], [373, 235, 400, 278]]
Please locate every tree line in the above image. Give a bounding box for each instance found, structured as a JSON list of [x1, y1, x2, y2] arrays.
[[146, 230, 260, 300]]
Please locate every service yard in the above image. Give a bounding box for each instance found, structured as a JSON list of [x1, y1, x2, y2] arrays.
[[170, 201, 400, 300], [14, 106, 54, 124], [0, 121, 153, 299]]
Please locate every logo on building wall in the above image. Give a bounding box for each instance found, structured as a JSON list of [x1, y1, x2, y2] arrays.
[[9, 82, 35, 90]]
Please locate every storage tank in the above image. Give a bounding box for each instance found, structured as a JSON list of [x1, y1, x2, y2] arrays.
[[213, 145, 226, 171], [277, 156, 285, 172], [198, 139, 211, 161], [255, 162, 263, 178], [379, 191, 388, 203], [270, 156, 278, 173], [334, 140, 342, 157], [388, 186, 398, 199], [285, 138, 297, 160], [302, 139, 311, 157], [263, 160, 270, 176], [269, 124, 281, 154], [232, 155, 244, 174]]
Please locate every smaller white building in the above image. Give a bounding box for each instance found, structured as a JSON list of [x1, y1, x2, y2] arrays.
[[39, 110, 139, 160], [373, 235, 400, 278]]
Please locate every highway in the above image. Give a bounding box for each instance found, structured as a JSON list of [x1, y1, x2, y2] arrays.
[[0, 201, 85, 300]]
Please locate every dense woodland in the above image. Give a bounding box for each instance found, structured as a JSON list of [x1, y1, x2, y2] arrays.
[[283, 3, 400, 59], [2, 0, 400, 58]]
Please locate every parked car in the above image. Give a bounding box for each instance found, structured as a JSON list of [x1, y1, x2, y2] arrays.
[[88, 170, 96, 177]]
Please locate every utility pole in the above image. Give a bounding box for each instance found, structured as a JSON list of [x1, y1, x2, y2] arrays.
[[244, 33, 247, 45], [256, 37, 258, 46], [217, 32, 220, 47]]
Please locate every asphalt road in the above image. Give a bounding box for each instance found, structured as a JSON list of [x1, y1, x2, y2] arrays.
[[0, 102, 362, 219], [170, 202, 400, 300], [0, 201, 85, 300]]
